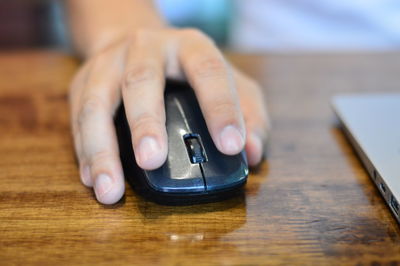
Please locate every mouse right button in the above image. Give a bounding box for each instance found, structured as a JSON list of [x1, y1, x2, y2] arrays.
[[202, 152, 248, 191]]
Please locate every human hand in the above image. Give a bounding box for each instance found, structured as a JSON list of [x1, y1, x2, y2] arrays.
[[70, 28, 270, 204]]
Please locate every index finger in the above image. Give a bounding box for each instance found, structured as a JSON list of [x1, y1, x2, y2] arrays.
[[177, 29, 246, 155]]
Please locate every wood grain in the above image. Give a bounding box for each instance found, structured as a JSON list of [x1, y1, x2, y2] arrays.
[[0, 50, 399, 265]]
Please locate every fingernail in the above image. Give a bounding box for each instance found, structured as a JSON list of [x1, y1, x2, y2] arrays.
[[80, 165, 92, 186], [138, 136, 162, 168], [219, 125, 245, 155], [94, 174, 113, 199]]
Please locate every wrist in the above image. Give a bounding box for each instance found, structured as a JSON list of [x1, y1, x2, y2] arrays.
[[77, 1, 168, 59]]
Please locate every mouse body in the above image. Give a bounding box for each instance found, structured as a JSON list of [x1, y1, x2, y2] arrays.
[[115, 80, 248, 205]]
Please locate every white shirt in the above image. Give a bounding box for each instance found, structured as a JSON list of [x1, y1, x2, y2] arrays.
[[157, 0, 400, 51], [230, 0, 400, 51]]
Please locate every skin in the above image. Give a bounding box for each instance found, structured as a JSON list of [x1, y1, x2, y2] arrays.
[[66, 0, 270, 205]]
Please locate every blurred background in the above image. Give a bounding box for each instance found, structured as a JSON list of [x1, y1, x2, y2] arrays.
[[0, 0, 232, 50], [1, 0, 400, 52]]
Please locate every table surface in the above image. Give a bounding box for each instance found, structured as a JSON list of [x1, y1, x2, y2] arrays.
[[0, 50, 399, 265]]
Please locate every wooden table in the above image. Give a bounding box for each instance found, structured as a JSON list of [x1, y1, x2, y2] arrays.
[[1, 51, 399, 265]]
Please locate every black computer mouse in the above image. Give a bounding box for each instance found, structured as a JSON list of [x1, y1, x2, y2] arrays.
[[114, 80, 248, 205]]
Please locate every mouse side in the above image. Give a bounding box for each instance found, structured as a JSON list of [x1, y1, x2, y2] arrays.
[[115, 80, 248, 205]]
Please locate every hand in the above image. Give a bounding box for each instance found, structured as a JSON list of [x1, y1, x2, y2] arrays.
[[70, 28, 270, 204]]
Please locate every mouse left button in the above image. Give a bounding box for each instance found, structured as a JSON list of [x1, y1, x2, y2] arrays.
[[146, 164, 206, 193]]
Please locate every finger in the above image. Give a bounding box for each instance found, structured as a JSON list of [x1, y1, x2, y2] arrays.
[[69, 65, 93, 187], [235, 69, 270, 166], [73, 46, 126, 204], [122, 31, 167, 170], [178, 29, 246, 156]]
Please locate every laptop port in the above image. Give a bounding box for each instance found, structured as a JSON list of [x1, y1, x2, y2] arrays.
[[379, 183, 387, 193], [391, 196, 399, 216], [373, 169, 378, 180]]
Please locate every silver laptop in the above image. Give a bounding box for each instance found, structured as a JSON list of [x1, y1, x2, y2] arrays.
[[332, 94, 400, 223]]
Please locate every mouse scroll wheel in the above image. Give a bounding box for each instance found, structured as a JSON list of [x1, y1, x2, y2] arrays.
[[184, 135, 207, 164]]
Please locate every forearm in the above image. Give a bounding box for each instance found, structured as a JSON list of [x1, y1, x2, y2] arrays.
[[65, 0, 166, 58]]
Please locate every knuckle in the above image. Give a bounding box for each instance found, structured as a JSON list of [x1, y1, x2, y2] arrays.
[[191, 56, 229, 80], [130, 29, 151, 43], [86, 49, 112, 71], [77, 97, 104, 127], [123, 64, 159, 90], [210, 99, 238, 117], [130, 113, 163, 136], [90, 150, 113, 166], [181, 28, 208, 40]]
